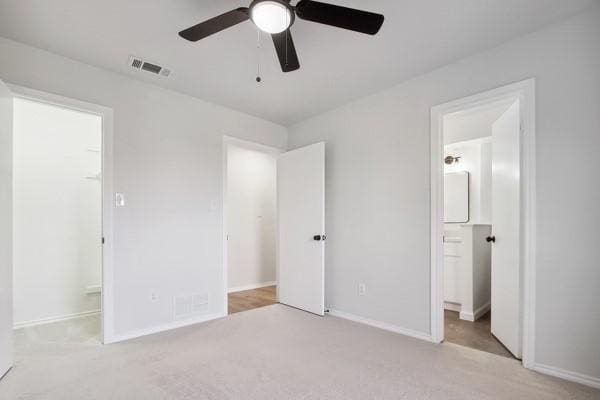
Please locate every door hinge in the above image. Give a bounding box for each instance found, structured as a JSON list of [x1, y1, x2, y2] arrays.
[[102, 237, 105, 245]]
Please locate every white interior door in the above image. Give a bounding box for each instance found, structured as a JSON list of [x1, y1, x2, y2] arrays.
[[490, 100, 521, 358], [0, 79, 14, 379], [277, 142, 325, 316]]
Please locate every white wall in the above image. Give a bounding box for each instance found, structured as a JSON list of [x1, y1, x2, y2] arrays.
[[443, 100, 511, 226], [13, 98, 102, 326], [471, 225, 491, 316], [444, 138, 492, 226], [288, 8, 600, 381], [0, 37, 287, 339], [443, 100, 512, 145], [226, 144, 277, 291], [443, 139, 492, 317]]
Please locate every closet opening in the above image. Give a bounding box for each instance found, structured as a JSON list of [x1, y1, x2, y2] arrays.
[[12, 95, 104, 346]]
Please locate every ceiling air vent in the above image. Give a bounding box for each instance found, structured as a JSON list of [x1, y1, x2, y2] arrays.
[[129, 56, 171, 77]]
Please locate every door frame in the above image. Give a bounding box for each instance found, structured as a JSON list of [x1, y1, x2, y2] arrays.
[[429, 79, 536, 368], [8, 84, 115, 344], [221, 136, 283, 316]]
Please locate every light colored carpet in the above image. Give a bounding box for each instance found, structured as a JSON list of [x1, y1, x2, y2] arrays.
[[0, 304, 598, 400]]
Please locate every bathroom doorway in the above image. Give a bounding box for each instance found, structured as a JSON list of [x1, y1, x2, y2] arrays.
[[430, 80, 536, 364], [442, 100, 515, 358]]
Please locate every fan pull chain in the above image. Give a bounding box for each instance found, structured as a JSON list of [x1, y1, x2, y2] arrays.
[[256, 29, 261, 83], [285, 12, 289, 68]]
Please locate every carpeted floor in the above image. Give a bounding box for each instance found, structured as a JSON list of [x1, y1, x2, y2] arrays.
[[0, 304, 598, 400]]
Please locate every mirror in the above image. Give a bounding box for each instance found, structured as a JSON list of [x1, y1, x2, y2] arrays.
[[444, 171, 469, 223]]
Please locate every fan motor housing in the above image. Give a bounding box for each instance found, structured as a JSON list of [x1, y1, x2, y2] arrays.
[[249, 0, 296, 32]]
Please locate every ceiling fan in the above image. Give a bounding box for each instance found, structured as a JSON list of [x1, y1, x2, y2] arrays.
[[179, 0, 384, 73]]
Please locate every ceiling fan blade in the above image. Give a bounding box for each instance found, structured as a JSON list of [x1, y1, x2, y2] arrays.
[[295, 1, 384, 35], [271, 30, 300, 72], [179, 7, 249, 42]]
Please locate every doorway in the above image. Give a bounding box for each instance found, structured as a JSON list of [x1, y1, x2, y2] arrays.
[[443, 98, 520, 357], [1, 83, 114, 358], [430, 80, 536, 366], [223, 137, 280, 315], [223, 138, 326, 317], [11, 95, 103, 346]]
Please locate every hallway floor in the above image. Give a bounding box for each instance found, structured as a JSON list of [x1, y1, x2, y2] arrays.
[[228, 285, 277, 314], [444, 310, 514, 359]]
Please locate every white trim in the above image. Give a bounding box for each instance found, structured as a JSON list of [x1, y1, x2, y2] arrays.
[[223, 136, 284, 155], [7, 83, 115, 345], [227, 281, 277, 293], [222, 136, 283, 316], [444, 97, 516, 121], [106, 312, 223, 344], [532, 364, 600, 389], [459, 302, 490, 322], [328, 309, 432, 343], [86, 285, 102, 294], [520, 80, 537, 369], [444, 302, 461, 312], [14, 310, 100, 330], [430, 79, 536, 365], [430, 96, 445, 344]]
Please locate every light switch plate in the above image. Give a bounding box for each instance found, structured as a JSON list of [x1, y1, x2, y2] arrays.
[[358, 283, 366, 296], [115, 192, 125, 207]]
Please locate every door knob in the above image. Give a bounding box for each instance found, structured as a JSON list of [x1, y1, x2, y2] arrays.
[[313, 235, 326, 241], [486, 236, 496, 243]]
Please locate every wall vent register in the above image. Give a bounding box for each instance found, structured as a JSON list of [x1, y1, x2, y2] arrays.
[[174, 293, 209, 319]]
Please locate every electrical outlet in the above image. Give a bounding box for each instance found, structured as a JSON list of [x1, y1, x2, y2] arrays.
[[151, 291, 158, 302], [358, 283, 366, 296]]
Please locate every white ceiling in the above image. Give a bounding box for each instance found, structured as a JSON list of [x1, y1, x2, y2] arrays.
[[0, 0, 596, 125]]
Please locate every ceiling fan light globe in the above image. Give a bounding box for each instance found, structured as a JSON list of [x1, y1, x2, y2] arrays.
[[250, 0, 292, 34]]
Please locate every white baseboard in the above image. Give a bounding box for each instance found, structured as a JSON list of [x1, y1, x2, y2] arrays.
[[106, 312, 224, 344], [14, 309, 101, 330], [444, 302, 461, 312], [460, 302, 490, 322], [227, 281, 276, 293], [532, 363, 600, 389], [328, 309, 432, 342], [86, 285, 102, 294]]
